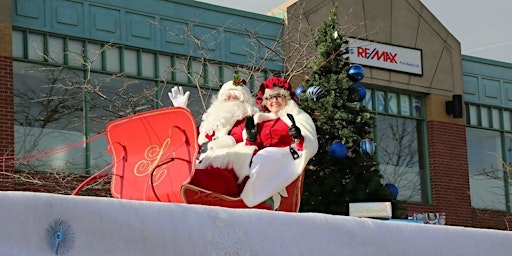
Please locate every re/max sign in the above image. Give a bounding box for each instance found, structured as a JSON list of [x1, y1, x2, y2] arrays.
[[347, 38, 423, 76], [357, 47, 398, 64]]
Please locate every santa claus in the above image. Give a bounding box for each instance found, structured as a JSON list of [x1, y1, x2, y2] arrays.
[[169, 77, 260, 196], [168, 77, 259, 148]]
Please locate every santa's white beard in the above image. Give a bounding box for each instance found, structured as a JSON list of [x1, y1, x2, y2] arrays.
[[198, 101, 256, 143]]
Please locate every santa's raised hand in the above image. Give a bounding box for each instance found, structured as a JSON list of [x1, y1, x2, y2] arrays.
[[168, 86, 190, 108]]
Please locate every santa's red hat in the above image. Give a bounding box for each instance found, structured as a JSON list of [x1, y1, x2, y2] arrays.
[[255, 77, 298, 111]]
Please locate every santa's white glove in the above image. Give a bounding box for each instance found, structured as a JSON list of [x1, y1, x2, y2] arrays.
[[168, 86, 190, 108], [207, 136, 236, 151]]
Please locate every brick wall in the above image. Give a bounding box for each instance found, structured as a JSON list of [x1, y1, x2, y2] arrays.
[[407, 121, 510, 230], [0, 19, 13, 172]]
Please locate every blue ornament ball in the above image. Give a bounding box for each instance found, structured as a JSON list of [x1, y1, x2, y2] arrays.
[[352, 83, 367, 101], [328, 142, 347, 160], [295, 85, 306, 102], [359, 139, 375, 156], [306, 85, 326, 101], [347, 64, 365, 82], [384, 183, 399, 199]]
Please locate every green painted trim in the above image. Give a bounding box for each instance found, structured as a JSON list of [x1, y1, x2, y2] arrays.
[[43, 34, 49, 62], [203, 62, 209, 86], [171, 55, 176, 81], [101, 43, 107, 71], [120, 46, 125, 73], [137, 50, 142, 77], [64, 37, 70, 65], [463, 55, 512, 69], [83, 71, 91, 175], [420, 101, 432, 204]]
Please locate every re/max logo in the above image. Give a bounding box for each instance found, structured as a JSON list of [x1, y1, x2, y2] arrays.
[[357, 47, 398, 64]]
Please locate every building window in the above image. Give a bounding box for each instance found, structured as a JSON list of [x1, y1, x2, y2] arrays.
[[14, 62, 85, 173], [466, 103, 511, 211], [12, 28, 279, 175], [364, 89, 428, 203]]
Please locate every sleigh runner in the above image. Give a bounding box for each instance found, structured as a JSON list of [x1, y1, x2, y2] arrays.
[[73, 107, 305, 212]]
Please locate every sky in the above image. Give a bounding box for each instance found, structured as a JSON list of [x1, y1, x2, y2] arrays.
[[196, 0, 512, 64]]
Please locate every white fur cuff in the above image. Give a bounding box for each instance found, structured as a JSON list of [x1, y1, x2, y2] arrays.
[[207, 136, 236, 151]]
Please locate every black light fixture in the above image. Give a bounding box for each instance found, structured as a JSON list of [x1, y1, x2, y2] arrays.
[[445, 94, 463, 118]]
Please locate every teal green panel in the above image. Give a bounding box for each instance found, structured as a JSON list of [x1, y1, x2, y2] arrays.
[[463, 75, 479, 102], [13, 0, 284, 71], [503, 82, 512, 108], [463, 56, 512, 108], [13, 0, 47, 27], [126, 12, 157, 47], [481, 78, 501, 105], [89, 5, 121, 41], [159, 19, 187, 52], [53, 0, 84, 34]]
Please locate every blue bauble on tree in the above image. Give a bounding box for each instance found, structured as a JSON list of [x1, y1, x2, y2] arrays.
[[359, 138, 375, 156], [353, 83, 367, 101], [328, 142, 347, 160], [306, 85, 326, 101], [384, 183, 399, 199], [347, 64, 365, 82], [295, 85, 306, 102]]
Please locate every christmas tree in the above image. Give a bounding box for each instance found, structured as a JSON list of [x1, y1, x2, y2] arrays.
[[297, 5, 403, 216]]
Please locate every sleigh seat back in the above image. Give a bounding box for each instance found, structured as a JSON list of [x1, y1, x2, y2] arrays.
[[106, 107, 198, 203]]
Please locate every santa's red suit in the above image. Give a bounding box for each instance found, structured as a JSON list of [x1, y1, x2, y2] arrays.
[[190, 80, 259, 196]]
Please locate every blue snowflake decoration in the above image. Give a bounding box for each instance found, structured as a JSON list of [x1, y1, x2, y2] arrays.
[[46, 218, 75, 255]]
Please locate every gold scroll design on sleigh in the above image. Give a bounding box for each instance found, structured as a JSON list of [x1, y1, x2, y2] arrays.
[[133, 138, 172, 185]]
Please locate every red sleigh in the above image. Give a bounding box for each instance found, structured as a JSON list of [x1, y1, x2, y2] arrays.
[[73, 107, 305, 212]]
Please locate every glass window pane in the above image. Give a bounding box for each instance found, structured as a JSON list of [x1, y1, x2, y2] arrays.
[[375, 90, 385, 113], [67, 39, 84, 67], [12, 30, 24, 58], [189, 60, 203, 85], [223, 66, 235, 84], [124, 49, 138, 75], [27, 33, 44, 61], [492, 108, 500, 129], [158, 55, 172, 81], [469, 105, 478, 126], [87, 74, 158, 172], [206, 63, 222, 88], [252, 71, 266, 86], [466, 127, 506, 211], [105, 47, 120, 73], [48, 36, 64, 64], [377, 115, 425, 202], [412, 96, 423, 117], [87, 43, 103, 70], [14, 62, 85, 173], [400, 94, 410, 116], [412, 96, 422, 117], [504, 110, 511, 131], [387, 92, 398, 114], [362, 89, 373, 111], [174, 57, 189, 83], [141, 52, 155, 78], [481, 107, 490, 128]]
